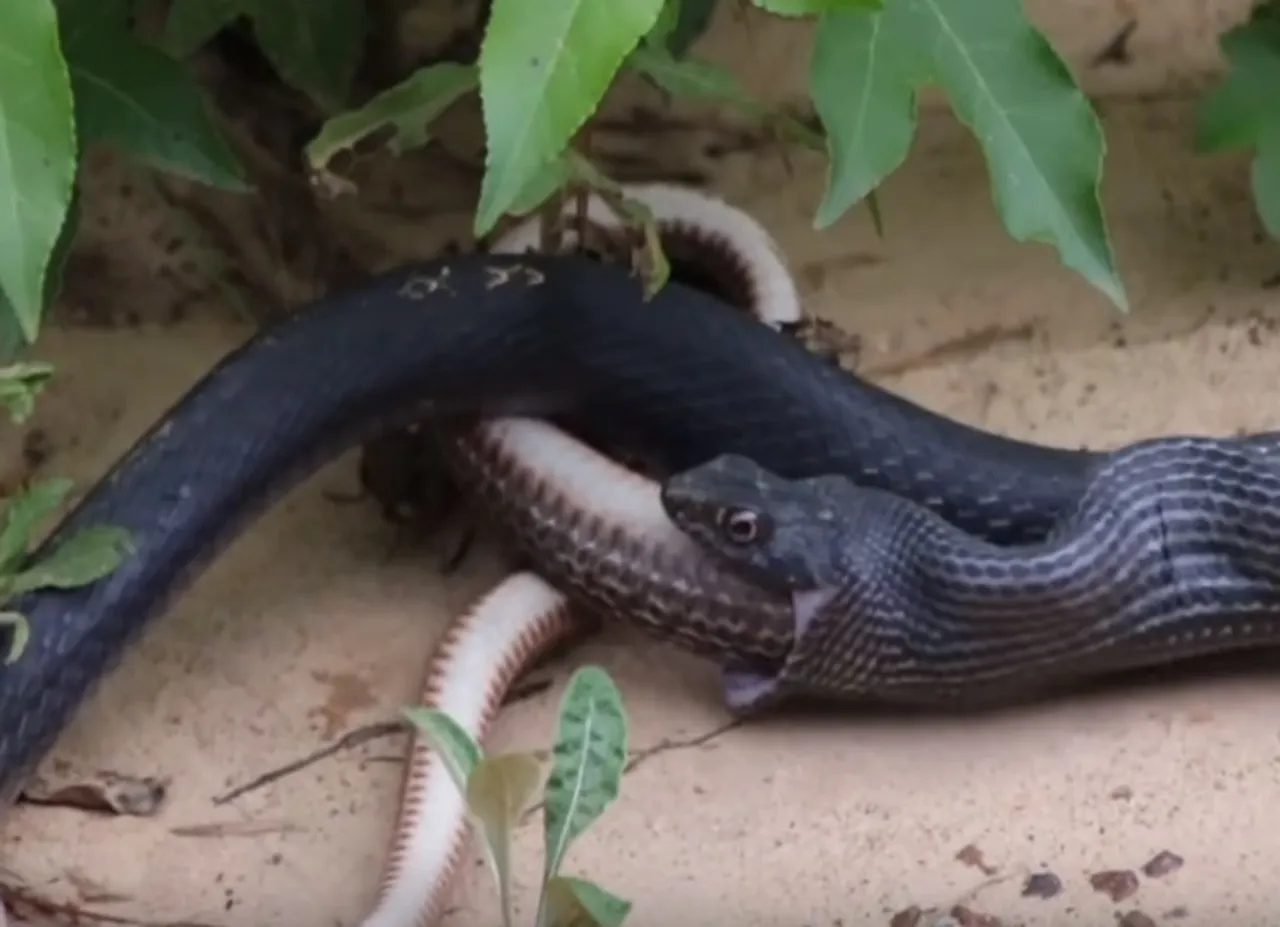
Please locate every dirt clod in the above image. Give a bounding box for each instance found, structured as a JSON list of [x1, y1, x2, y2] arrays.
[[1141, 850, 1184, 878], [1021, 871, 1063, 899], [1090, 869, 1140, 902], [1117, 910, 1157, 927]]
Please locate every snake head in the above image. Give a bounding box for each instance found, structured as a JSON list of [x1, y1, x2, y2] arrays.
[[660, 453, 851, 596]]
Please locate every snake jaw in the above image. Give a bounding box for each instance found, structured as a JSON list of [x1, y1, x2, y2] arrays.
[[719, 586, 836, 715], [792, 586, 834, 638]]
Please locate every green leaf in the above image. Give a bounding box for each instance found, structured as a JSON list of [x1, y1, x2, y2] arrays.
[[541, 666, 629, 881], [0, 611, 30, 664], [541, 876, 632, 927], [0, 477, 74, 576], [628, 45, 823, 151], [0, 360, 55, 424], [649, 0, 720, 58], [1251, 121, 1280, 239], [163, 0, 243, 57], [58, 0, 247, 191], [896, 0, 1127, 311], [0, 0, 77, 342], [630, 44, 766, 114], [1194, 12, 1280, 154], [305, 63, 478, 169], [475, 0, 665, 236], [754, 0, 881, 15], [402, 706, 484, 793], [9, 525, 134, 595], [241, 0, 368, 111], [809, 8, 919, 228], [506, 156, 575, 218], [466, 751, 545, 927]]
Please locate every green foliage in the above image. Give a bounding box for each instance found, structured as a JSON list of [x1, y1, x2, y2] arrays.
[[407, 665, 632, 927], [0, 0, 77, 343], [1196, 1, 1280, 238], [6, 0, 1280, 344], [0, 466, 135, 664], [474, 0, 665, 236]]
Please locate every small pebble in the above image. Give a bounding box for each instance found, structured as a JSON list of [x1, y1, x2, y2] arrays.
[[1021, 871, 1063, 899], [1118, 911, 1157, 927], [1090, 869, 1140, 902], [1142, 850, 1184, 878]]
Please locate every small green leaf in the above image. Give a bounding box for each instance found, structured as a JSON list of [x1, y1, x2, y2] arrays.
[[306, 63, 478, 168], [1251, 121, 1280, 239], [9, 525, 134, 595], [0, 0, 77, 341], [0, 612, 30, 664], [241, 0, 368, 110], [541, 876, 632, 927], [466, 751, 545, 927], [896, 0, 1127, 311], [475, 0, 666, 236], [649, 0, 719, 58], [630, 44, 764, 113], [402, 706, 484, 793], [0, 360, 55, 424], [163, 0, 243, 57], [0, 478, 74, 575], [542, 666, 629, 881], [58, 0, 248, 191], [754, 0, 881, 15], [1195, 13, 1280, 154], [628, 45, 822, 151], [809, 8, 918, 228]]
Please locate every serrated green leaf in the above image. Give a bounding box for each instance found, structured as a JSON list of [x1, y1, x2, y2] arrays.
[[541, 876, 632, 927], [58, 0, 247, 191], [896, 0, 1126, 311], [466, 751, 544, 927], [475, 0, 665, 236], [241, 0, 367, 110], [402, 706, 484, 793], [0, 478, 74, 576], [1194, 13, 1280, 154], [809, 8, 919, 229], [10, 525, 134, 595], [0, 611, 30, 664], [542, 666, 628, 882], [0, 0, 77, 342], [163, 0, 243, 57], [754, 0, 881, 15], [0, 360, 55, 424], [306, 63, 477, 168]]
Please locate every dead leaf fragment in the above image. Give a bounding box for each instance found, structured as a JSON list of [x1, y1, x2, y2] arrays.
[[20, 769, 167, 816]]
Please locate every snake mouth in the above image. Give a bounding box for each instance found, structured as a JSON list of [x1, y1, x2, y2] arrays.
[[792, 587, 835, 637]]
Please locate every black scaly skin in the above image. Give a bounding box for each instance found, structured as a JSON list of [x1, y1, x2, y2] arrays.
[[0, 253, 1092, 803], [660, 438, 1280, 714]]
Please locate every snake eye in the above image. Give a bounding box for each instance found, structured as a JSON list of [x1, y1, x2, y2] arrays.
[[720, 507, 761, 545]]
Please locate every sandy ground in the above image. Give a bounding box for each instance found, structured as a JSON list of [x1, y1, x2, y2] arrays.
[[3, 0, 1279, 924]]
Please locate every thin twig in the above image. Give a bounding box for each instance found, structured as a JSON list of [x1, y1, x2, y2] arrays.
[[212, 720, 405, 805]]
